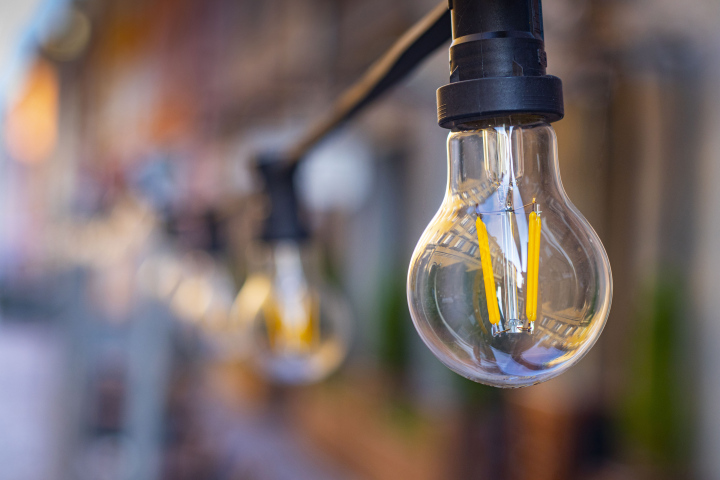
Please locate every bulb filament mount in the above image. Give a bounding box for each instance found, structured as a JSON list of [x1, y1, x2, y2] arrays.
[[476, 200, 542, 336], [474, 200, 538, 216]]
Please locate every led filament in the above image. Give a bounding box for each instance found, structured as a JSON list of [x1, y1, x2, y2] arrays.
[[526, 203, 541, 324], [476, 201, 541, 336]]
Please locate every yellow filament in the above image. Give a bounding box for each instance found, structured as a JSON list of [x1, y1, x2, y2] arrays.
[[526, 212, 542, 322], [299, 292, 320, 348], [262, 293, 319, 353], [476, 217, 501, 325], [262, 297, 281, 349]]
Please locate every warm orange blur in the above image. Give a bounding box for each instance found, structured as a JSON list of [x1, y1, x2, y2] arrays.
[[5, 59, 59, 165]]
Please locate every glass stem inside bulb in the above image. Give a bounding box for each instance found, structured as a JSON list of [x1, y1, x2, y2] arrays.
[[501, 191, 521, 333], [475, 123, 541, 336], [264, 242, 319, 354]]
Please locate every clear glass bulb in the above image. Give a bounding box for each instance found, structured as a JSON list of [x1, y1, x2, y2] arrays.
[[233, 240, 351, 385], [407, 117, 612, 388]]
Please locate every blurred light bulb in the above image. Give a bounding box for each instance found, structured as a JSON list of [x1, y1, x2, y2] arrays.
[[233, 241, 351, 385], [407, 117, 612, 388]]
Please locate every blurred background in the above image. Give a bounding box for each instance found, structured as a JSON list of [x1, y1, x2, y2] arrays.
[[0, 0, 719, 479]]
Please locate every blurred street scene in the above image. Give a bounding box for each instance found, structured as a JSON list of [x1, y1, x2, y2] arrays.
[[0, 0, 719, 479]]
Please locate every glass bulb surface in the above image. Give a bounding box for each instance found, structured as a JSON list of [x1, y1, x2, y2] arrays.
[[407, 118, 612, 388], [233, 241, 351, 385]]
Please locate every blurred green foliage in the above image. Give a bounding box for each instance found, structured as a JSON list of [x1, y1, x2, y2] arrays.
[[378, 272, 410, 376], [621, 271, 692, 467]]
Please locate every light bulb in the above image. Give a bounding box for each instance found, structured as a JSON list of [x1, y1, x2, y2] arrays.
[[407, 117, 612, 388], [233, 241, 351, 385]]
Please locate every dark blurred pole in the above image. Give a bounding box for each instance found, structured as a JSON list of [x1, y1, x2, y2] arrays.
[[451, 384, 505, 480], [607, 39, 702, 473]]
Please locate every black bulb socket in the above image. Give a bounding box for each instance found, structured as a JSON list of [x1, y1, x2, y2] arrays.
[[438, 0, 564, 128], [256, 155, 309, 243]]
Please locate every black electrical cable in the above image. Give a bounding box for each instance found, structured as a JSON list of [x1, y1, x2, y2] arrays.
[[261, 0, 564, 241], [285, 1, 451, 163]]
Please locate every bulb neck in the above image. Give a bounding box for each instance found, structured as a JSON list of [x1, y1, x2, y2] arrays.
[[446, 119, 559, 202], [452, 114, 546, 132], [270, 241, 309, 286], [248, 239, 319, 282]]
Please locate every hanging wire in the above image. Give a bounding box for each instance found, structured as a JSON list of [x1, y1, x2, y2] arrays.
[[283, 1, 451, 164]]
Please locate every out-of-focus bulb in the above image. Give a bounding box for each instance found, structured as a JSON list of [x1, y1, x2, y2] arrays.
[[233, 241, 351, 385], [407, 117, 612, 388]]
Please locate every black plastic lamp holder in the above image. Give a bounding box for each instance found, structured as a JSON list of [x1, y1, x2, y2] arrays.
[[256, 156, 308, 242], [437, 0, 564, 128]]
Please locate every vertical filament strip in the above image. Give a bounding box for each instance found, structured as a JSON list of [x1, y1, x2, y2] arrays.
[[476, 216, 501, 325], [526, 211, 542, 322], [300, 292, 321, 349], [263, 292, 319, 354]]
